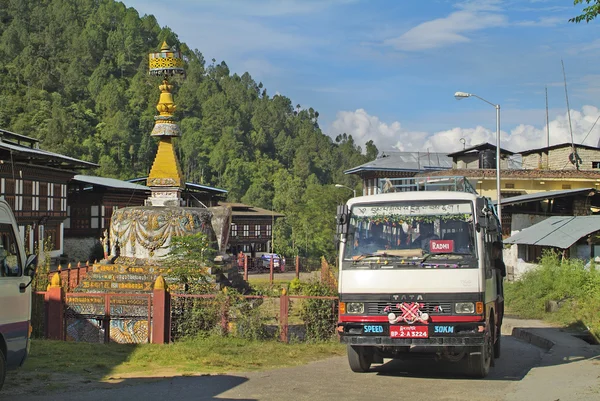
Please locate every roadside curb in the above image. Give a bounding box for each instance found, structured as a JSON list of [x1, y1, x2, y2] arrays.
[[511, 327, 555, 351]]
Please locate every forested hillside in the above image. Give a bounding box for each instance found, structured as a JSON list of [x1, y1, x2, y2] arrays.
[[0, 0, 377, 258]]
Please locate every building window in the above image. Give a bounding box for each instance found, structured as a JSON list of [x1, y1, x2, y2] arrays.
[[562, 184, 572, 189], [91, 206, 100, 229], [47, 183, 53, 211], [15, 179, 22, 211], [243, 225, 249, 237], [592, 161, 600, 169], [266, 224, 272, 237], [505, 183, 514, 189], [231, 224, 237, 237], [255, 225, 261, 237]]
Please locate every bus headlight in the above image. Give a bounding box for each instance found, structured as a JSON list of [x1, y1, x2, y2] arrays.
[[455, 302, 475, 314], [346, 302, 364, 314]]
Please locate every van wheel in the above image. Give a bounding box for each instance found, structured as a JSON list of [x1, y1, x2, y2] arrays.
[[467, 320, 493, 378], [347, 345, 372, 373], [0, 349, 6, 391]]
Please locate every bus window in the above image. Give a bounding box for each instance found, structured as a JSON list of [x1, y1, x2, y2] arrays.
[[0, 223, 21, 277]]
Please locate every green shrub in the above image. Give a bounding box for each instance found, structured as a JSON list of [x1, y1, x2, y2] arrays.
[[298, 280, 338, 342], [505, 249, 600, 338], [289, 278, 303, 294]]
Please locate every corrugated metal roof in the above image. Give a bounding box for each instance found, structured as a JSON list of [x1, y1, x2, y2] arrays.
[[185, 182, 228, 194], [494, 188, 597, 206], [446, 142, 515, 157], [0, 140, 98, 168], [125, 177, 228, 194], [519, 142, 598, 156], [345, 151, 452, 175], [504, 215, 600, 248], [73, 175, 150, 191], [220, 202, 284, 217]]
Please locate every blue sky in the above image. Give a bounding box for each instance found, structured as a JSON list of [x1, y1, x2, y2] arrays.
[[123, 0, 600, 153]]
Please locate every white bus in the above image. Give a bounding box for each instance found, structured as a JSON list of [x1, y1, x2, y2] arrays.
[[0, 200, 37, 391], [336, 177, 503, 378]]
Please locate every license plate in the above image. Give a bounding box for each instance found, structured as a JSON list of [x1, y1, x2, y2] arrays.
[[390, 325, 429, 338]]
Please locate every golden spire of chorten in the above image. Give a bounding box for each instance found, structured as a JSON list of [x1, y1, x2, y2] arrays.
[[146, 42, 186, 203]]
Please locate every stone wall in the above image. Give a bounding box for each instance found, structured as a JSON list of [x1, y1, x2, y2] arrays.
[[454, 154, 512, 169], [573, 197, 593, 216], [64, 237, 99, 263], [522, 146, 600, 171]]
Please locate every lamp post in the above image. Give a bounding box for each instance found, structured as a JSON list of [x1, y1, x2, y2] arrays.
[[454, 91, 502, 226], [335, 184, 356, 198]]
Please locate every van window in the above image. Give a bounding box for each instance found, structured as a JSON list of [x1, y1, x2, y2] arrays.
[[0, 223, 21, 277]]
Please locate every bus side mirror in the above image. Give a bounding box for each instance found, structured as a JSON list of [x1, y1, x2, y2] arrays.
[[24, 254, 37, 277], [336, 204, 349, 235]]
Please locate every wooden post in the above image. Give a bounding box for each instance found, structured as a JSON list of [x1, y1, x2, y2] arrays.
[[269, 256, 274, 284], [279, 288, 289, 343], [103, 294, 111, 344], [243, 254, 248, 281], [220, 289, 229, 335], [295, 255, 300, 280], [44, 273, 64, 340], [152, 275, 171, 344]]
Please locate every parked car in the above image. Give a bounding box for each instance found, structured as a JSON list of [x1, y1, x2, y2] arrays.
[[260, 253, 281, 268]]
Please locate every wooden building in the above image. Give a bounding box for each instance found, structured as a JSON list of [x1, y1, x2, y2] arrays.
[[127, 177, 227, 207], [344, 151, 452, 195], [64, 175, 151, 262], [0, 128, 97, 259], [222, 202, 284, 257]]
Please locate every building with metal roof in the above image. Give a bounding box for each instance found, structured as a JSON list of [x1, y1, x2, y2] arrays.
[[0, 128, 99, 265], [126, 177, 227, 207], [504, 215, 600, 249], [344, 151, 452, 196], [503, 214, 600, 280], [221, 202, 284, 257], [73, 175, 150, 192], [494, 187, 600, 207]]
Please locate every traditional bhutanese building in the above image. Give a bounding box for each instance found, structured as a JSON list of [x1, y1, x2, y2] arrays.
[[0, 128, 97, 259]]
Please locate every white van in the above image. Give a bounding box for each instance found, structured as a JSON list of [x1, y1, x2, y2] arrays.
[[0, 200, 37, 391]]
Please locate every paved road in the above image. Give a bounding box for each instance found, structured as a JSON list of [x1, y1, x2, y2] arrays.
[[7, 319, 599, 401], [7, 336, 543, 401]]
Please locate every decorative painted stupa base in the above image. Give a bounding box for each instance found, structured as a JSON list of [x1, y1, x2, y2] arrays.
[[109, 206, 216, 260]]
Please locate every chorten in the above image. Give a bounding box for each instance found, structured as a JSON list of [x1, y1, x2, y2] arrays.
[[108, 42, 223, 260]]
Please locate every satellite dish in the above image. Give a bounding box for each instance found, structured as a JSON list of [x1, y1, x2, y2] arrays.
[[568, 151, 582, 165]]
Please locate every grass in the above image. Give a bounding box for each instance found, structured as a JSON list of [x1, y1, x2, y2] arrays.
[[4, 336, 345, 396], [23, 336, 345, 377], [505, 250, 600, 341]]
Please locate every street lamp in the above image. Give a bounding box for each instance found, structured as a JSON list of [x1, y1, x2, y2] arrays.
[[454, 91, 502, 226], [335, 184, 356, 198]]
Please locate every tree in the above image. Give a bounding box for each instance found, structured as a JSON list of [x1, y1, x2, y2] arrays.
[[570, 0, 600, 23], [0, 0, 372, 260]]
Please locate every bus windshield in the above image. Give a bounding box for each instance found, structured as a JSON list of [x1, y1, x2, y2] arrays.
[[343, 200, 477, 264]]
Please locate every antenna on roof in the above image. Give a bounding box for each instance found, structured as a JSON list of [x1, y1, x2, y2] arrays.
[[545, 85, 550, 169], [562, 59, 580, 170]]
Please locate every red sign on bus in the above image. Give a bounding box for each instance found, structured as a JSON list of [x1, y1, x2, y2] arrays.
[[430, 239, 454, 253]]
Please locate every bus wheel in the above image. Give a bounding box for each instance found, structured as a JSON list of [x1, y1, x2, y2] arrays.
[[0, 348, 6, 391], [347, 345, 372, 373], [467, 320, 493, 378]]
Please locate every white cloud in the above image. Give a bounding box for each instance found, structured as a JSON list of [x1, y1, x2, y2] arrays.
[[328, 106, 600, 155], [514, 16, 563, 27], [383, 1, 507, 51]]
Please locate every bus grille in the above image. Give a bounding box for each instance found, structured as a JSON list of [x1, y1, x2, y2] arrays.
[[367, 302, 453, 315]]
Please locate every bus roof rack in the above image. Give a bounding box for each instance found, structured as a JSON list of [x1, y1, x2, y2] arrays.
[[379, 176, 478, 195]]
